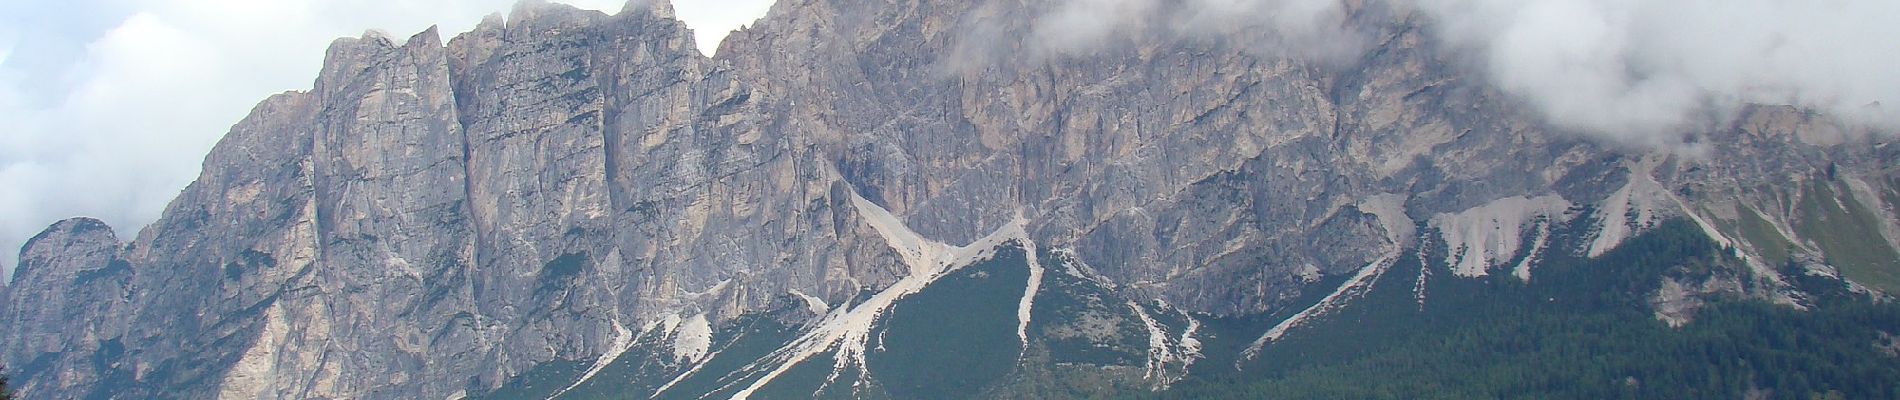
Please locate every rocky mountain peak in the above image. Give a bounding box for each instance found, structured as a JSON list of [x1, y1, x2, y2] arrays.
[[4, 217, 131, 398], [505, 0, 610, 38], [14, 217, 121, 283], [620, 0, 677, 21]]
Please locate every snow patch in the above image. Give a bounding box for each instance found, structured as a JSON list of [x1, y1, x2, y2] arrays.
[[789, 289, 830, 316], [1129, 302, 1170, 381], [1651, 279, 1699, 328], [1588, 171, 1673, 257], [1242, 256, 1396, 363], [1512, 224, 1552, 282], [1127, 304, 1170, 385], [546, 320, 634, 400], [729, 188, 1036, 400], [849, 190, 956, 276], [1413, 247, 1433, 309], [1126, 300, 1202, 389], [648, 311, 748, 397], [1359, 193, 1416, 248], [1179, 312, 1202, 359], [1429, 195, 1572, 277], [1295, 264, 1323, 283], [1051, 247, 1116, 287], [672, 314, 712, 364], [1015, 213, 1045, 352], [656, 312, 682, 334], [1584, 165, 1779, 286]]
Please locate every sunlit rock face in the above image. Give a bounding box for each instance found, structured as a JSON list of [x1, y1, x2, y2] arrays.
[[4, 0, 1897, 398]]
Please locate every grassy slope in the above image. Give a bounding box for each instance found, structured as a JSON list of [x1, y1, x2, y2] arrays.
[[1795, 181, 1900, 293]]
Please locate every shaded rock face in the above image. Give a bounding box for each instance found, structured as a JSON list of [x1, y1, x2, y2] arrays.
[[2, 0, 1896, 399], [1, 218, 133, 398]]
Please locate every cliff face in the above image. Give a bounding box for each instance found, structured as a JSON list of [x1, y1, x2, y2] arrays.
[[4, 0, 1898, 398], [1, 218, 134, 398]]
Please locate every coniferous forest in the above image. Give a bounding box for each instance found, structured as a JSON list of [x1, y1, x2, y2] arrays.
[[1153, 220, 1900, 399]]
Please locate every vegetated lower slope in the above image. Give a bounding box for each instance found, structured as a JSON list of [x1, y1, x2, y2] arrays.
[[1152, 219, 1900, 400], [469, 213, 1900, 400], [468, 241, 1201, 399]]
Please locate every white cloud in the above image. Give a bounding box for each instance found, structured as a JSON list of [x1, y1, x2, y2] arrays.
[[0, 0, 774, 276], [1030, 0, 1363, 60], [1419, 0, 1900, 147], [1031, 0, 1900, 148]]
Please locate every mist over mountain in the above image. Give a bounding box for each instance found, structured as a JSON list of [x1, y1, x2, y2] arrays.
[[3, 0, 1898, 399], [1035, 0, 1900, 148]]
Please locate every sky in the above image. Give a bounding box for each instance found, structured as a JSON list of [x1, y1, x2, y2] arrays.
[[0, 0, 775, 275]]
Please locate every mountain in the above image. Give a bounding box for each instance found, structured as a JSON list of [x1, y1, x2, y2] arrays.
[[4, 0, 1899, 398]]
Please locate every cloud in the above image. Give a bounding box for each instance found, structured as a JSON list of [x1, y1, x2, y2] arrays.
[[1032, 0, 1159, 53], [1420, 0, 1900, 147], [1032, 0, 1900, 147], [0, 0, 773, 276], [1031, 0, 1364, 60]]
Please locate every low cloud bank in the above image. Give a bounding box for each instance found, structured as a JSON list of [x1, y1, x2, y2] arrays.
[[1032, 0, 1900, 147]]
